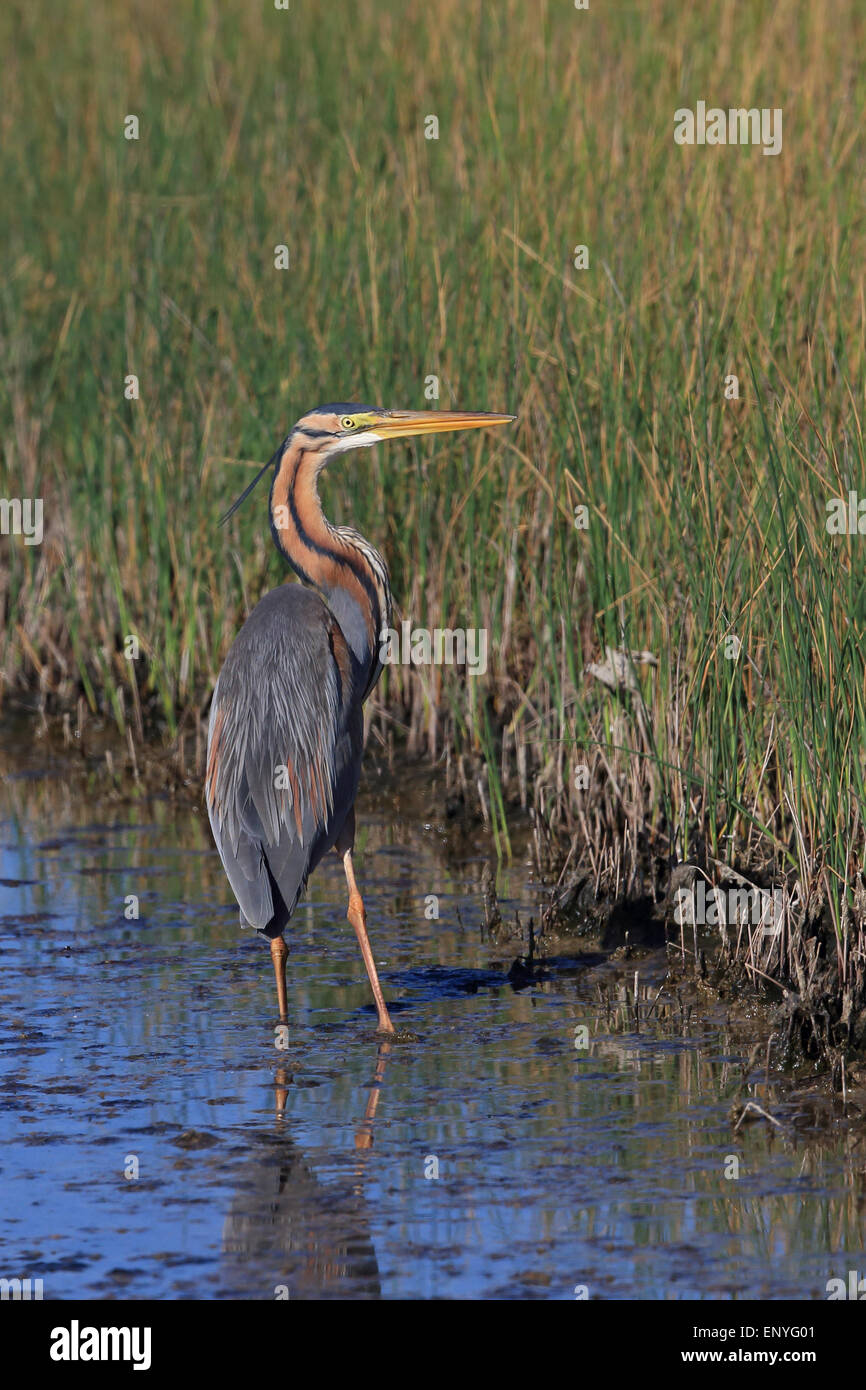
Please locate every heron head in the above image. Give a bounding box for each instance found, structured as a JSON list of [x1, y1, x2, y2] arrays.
[[220, 404, 514, 523], [297, 404, 515, 456]]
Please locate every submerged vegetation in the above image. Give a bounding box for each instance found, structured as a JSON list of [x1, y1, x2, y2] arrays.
[[1, 1, 865, 1056]]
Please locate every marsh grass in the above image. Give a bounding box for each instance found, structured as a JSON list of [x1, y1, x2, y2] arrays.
[[1, 0, 865, 1048]]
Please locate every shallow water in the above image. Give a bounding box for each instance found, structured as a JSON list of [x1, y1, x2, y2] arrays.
[[1, 742, 864, 1300]]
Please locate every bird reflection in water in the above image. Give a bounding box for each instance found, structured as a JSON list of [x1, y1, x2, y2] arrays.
[[220, 1043, 392, 1299]]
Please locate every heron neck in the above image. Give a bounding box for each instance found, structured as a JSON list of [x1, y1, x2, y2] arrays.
[[269, 438, 389, 684]]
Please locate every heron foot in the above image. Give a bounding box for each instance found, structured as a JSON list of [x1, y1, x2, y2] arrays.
[[365, 1012, 417, 1042], [374, 1025, 419, 1043]]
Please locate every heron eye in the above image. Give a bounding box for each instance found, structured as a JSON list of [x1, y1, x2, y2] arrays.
[[341, 416, 355, 430]]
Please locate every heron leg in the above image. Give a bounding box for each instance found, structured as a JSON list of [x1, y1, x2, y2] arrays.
[[270, 934, 289, 1023], [337, 812, 394, 1035]]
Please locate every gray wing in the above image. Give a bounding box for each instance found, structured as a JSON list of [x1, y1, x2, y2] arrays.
[[206, 585, 362, 934]]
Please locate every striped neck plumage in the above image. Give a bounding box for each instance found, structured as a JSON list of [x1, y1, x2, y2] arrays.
[[268, 433, 392, 691]]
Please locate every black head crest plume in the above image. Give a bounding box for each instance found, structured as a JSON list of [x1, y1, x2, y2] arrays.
[[219, 435, 290, 527]]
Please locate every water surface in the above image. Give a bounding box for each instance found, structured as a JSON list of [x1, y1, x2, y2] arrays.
[[0, 741, 863, 1300]]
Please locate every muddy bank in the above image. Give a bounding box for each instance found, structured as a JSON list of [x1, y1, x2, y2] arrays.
[[537, 858, 866, 1079]]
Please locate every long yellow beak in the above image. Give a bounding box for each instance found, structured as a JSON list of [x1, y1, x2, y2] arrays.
[[372, 409, 515, 440]]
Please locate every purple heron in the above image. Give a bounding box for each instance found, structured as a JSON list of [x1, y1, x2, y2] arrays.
[[206, 405, 514, 1034]]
